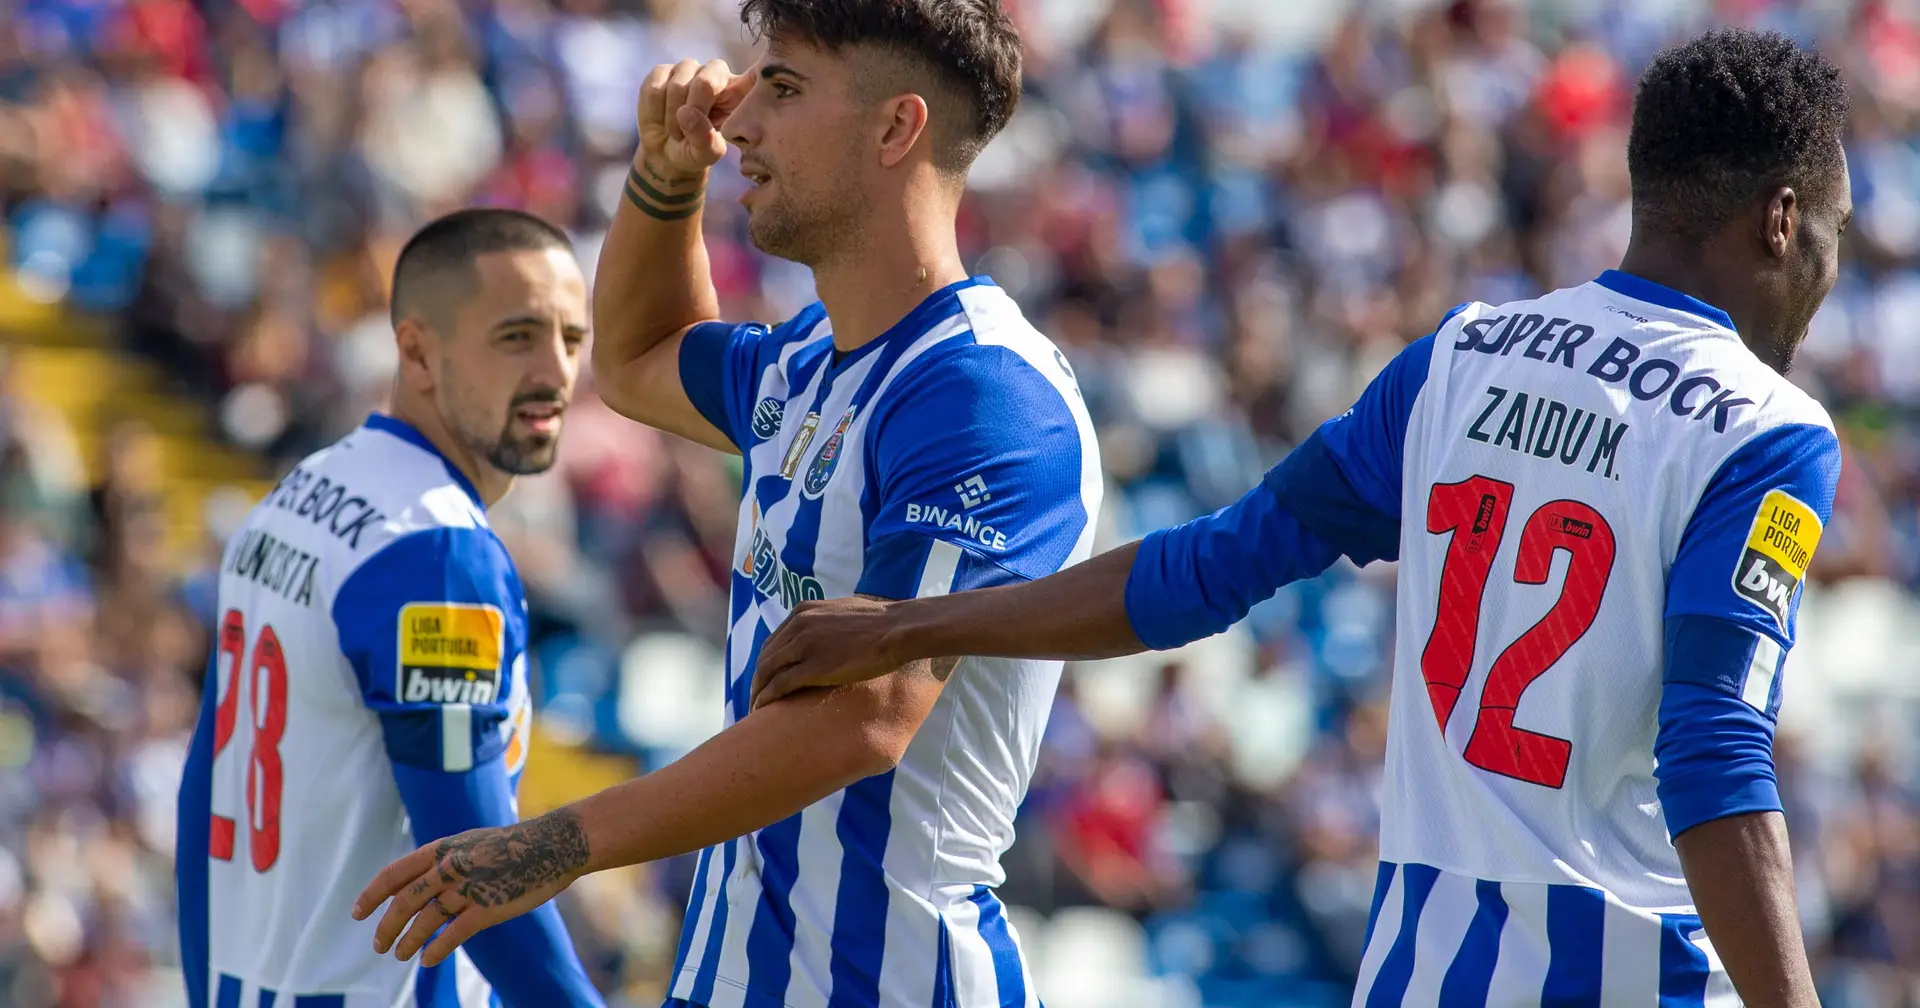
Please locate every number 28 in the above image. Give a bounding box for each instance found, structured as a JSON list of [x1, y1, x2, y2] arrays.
[[210, 609, 288, 871]]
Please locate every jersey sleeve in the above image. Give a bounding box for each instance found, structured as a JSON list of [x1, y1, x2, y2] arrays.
[[1121, 310, 1466, 651], [333, 529, 603, 1005], [679, 304, 826, 452], [1265, 306, 1466, 565], [1123, 481, 1343, 650], [1655, 422, 1840, 838], [854, 342, 1093, 600], [332, 527, 524, 773]]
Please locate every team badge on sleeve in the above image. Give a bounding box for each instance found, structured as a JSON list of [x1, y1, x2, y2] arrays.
[[1733, 489, 1822, 629], [397, 602, 505, 704]]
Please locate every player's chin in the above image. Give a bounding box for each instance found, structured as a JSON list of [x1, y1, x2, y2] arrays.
[[491, 431, 562, 476]]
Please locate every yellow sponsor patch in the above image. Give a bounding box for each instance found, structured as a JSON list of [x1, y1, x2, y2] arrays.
[[1732, 489, 1823, 629], [400, 602, 502, 670], [397, 602, 504, 706]]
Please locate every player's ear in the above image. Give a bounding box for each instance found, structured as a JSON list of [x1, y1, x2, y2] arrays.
[[876, 93, 930, 169], [392, 316, 438, 393], [1762, 185, 1797, 261]]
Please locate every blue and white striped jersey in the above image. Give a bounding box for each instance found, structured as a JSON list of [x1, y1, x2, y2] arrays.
[[670, 277, 1102, 1008], [175, 415, 599, 1008], [1127, 271, 1840, 1005]]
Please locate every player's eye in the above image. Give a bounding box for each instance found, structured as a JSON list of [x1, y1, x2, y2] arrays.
[[772, 82, 798, 99]]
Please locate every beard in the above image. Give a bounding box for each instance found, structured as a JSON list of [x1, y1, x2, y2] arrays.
[[479, 422, 561, 475], [445, 386, 565, 476]]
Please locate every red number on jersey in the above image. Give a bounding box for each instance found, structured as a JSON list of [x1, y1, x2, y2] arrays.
[[208, 610, 246, 860], [208, 611, 289, 871], [1422, 485, 1617, 788], [1420, 477, 1515, 729], [246, 626, 288, 871]]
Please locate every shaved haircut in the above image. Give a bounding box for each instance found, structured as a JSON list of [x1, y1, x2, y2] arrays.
[[390, 209, 574, 330]]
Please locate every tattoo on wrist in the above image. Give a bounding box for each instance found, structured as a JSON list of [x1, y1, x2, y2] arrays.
[[629, 166, 702, 204], [624, 167, 704, 221], [433, 808, 590, 908], [624, 177, 703, 220]]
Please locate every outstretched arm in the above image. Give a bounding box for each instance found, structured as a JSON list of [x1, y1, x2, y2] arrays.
[[352, 656, 954, 967], [750, 544, 1144, 706], [753, 458, 1356, 707], [752, 329, 1451, 706]]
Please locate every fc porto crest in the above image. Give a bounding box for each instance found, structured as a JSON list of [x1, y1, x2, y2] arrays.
[[802, 406, 858, 498], [750, 397, 784, 441]]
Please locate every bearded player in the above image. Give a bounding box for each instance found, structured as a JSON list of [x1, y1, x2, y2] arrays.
[[175, 209, 603, 1007], [752, 29, 1849, 1008], [354, 3, 1099, 1007]]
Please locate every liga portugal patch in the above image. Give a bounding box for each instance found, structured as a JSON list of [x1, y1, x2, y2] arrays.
[[1732, 489, 1822, 631], [398, 602, 504, 705]]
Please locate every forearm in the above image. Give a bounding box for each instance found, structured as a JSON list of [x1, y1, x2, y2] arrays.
[[570, 668, 940, 874], [1676, 811, 1818, 1008], [390, 761, 601, 1003], [887, 543, 1146, 663], [591, 155, 719, 374]]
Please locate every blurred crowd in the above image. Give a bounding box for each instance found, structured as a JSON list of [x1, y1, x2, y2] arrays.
[[3, 0, 1920, 1004]]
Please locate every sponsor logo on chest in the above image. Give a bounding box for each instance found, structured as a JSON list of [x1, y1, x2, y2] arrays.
[[739, 501, 825, 608]]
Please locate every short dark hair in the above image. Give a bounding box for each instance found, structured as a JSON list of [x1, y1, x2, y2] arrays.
[[1627, 28, 1849, 243], [390, 208, 573, 329], [740, 0, 1023, 173]]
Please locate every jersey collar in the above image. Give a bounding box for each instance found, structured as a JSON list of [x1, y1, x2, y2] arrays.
[[826, 275, 995, 374], [1593, 270, 1736, 332], [362, 413, 486, 510]]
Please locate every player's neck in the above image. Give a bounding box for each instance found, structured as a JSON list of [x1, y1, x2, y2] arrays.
[[1615, 240, 1752, 335], [385, 395, 513, 509], [812, 206, 969, 354]]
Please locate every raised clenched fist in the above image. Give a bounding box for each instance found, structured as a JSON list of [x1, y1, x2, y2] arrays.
[[636, 58, 753, 187]]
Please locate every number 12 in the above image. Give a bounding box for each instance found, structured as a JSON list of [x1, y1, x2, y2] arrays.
[[1420, 476, 1616, 789]]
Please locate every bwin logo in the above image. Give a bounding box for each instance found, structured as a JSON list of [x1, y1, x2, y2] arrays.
[[955, 475, 991, 509], [1739, 557, 1795, 620]]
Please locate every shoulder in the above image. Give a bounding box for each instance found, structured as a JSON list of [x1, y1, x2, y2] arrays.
[[331, 524, 521, 657], [288, 427, 512, 599], [881, 284, 1087, 419]]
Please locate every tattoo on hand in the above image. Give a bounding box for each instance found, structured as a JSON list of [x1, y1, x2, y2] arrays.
[[433, 809, 590, 908]]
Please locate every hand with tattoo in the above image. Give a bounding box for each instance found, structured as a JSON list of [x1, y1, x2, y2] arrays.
[[622, 59, 752, 222], [352, 808, 592, 966]]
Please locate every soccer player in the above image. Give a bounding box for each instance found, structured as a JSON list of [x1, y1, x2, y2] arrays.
[[352, 3, 1099, 1007], [174, 209, 604, 1008], [751, 29, 1850, 1007]]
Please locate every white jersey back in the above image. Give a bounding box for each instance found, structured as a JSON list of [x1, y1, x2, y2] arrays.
[[1349, 272, 1836, 1004], [667, 278, 1102, 1008], [178, 416, 534, 1008]]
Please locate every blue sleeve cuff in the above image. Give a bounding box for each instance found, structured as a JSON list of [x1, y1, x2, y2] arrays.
[[1655, 615, 1783, 839], [1123, 483, 1342, 651], [680, 321, 741, 449], [389, 760, 603, 1005]]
